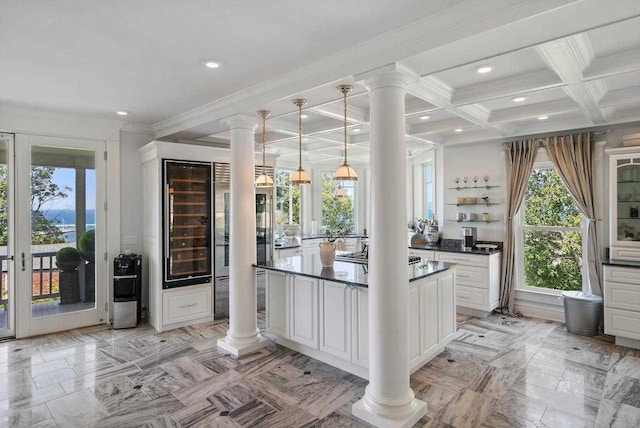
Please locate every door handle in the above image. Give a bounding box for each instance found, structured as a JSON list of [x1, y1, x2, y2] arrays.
[[21, 252, 26, 271]]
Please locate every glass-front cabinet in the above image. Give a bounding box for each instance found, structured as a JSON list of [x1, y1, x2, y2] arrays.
[[608, 147, 640, 260], [163, 160, 212, 288]]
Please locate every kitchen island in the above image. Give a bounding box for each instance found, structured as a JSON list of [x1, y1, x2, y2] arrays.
[[254, 255, 456, 379]]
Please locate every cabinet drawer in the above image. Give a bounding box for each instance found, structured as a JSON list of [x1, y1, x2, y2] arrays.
[[435, 252, 488, 268], [604, 280, 640, 312], [303, 239, 322, 249], [605, 307, 640, 341], [456, 284, 488, 309], [456, 266, 489, 289], [162, 285, 212, 326], [610, 247, 640, 262], [409, 249, 435, 260], [604, 266, 640, 286]]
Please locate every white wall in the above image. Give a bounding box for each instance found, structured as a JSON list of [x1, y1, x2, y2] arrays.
[[119, 130, 154, 255], [441, 142, 506, 242]]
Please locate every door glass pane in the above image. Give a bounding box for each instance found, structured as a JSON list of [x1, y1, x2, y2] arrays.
[[0, 138, 10, 331], [30, 146, 96, 318]]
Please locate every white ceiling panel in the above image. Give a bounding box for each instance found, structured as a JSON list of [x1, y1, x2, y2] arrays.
[[587, 16, 640, 57]]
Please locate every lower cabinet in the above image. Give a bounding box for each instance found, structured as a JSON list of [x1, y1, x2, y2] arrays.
[[438, 274, 456, 341], [420, 279, 439, 355], [265, 269, 456, 376], [162, 284, 212, 327], [290, 276, 318, 348], [319, 281, 352, 360], [266, 271, 289, 337]]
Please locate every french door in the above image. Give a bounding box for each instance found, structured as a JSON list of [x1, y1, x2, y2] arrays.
[[0, 134, 15, 338], [15, 135, 107, 338]]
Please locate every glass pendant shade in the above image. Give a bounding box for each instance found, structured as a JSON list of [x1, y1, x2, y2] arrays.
[[334, 185, 348, 198], [334, 84, 358, 182], [291, 167, 311, 185], [335, 162, 358, 181], [255, 174, 274, 187]]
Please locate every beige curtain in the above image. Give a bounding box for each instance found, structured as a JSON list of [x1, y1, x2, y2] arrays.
[[544, 132, 601, 295], [499, 139, 538, 314]]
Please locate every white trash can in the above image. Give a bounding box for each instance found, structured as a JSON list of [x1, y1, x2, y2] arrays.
[[561, 291, 603, 337]]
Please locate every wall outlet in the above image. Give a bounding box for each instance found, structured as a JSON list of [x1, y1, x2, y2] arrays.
[[123, 235, 138, 245]]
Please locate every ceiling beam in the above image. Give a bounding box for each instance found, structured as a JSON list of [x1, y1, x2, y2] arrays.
[[536, 34, 607, 125], [450, 69, 563, 106], [488, 98, 582, 123], [308, 101, 368, 124], [583, 48, 640, 80]]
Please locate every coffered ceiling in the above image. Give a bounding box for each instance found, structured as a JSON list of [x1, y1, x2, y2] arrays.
[[202, 14, 640, 165]]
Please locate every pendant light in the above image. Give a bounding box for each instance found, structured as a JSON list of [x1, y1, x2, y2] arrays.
[[334, 85, 358, 181], [334, 183, 348, 198], [291, 99, 311, 185], [255, 110, 273, 187]]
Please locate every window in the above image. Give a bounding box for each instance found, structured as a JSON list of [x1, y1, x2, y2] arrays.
[[321, 172, 356, 232], [519, 166, 585, 292], [275, 169, 300, 225], [424, 162, 434, 219]]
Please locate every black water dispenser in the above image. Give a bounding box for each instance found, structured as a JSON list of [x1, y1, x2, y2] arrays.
[[113, 253, 142, 329]]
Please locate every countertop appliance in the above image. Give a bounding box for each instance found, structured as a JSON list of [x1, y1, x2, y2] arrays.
[[113, 253, 142, 329], [461, 227, 477, 251]]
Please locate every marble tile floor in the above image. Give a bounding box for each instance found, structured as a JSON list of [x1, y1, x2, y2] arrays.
[[0, 312, 639, 427]]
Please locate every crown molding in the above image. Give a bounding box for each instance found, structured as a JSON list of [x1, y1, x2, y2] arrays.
[[584, 48, 640, 80]]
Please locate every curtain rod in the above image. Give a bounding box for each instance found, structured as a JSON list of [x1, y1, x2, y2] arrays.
[[497, 129, 610, 149]]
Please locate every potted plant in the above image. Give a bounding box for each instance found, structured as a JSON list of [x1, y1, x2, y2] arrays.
[[320, 226, 351, 267], [78, 229, 95, 302], [56, 247, 82, 304]]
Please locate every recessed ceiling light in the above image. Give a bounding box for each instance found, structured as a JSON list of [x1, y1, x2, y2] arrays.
[[454, 128, 463, 133], [202, 60, 221, 69], [353, 128, 361, 133], [300, 114, 308, 119], [116, 111, 128, 116], [302, 137, 309, 142], [419, 115, 431, 120], [476, 65, 493, 74], [513, 97, 526, 103], [538, 115, 549, 120]]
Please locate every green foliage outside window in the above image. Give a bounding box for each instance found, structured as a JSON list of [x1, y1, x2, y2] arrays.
[[523, 168, 583, 291], [0, 165, 70, 246], [321, 173, 354, 232], [275, 170, 300, 225]]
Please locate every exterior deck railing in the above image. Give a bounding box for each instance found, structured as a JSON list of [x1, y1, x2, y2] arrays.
[[0, 251, 60, 305]]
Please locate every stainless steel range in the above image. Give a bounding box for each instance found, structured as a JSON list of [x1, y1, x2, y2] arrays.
[[335, 244, 421, 265]]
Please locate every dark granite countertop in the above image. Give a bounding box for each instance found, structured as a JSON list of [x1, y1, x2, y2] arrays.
[[254, 254, 455, 288], [274, 243, 301, 250], [300, 234, 368, 240], [602, 258, 640, 269], [409, 239, 503, 255]]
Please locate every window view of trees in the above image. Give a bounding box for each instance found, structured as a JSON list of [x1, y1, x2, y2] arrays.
[[0, 165, 69, 246], [321, 173, 355, 232], [275, 169, 300, 225], [523, 168, 583, 291]]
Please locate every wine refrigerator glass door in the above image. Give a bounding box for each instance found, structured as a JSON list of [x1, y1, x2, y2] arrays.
[[164, 161, 212, 288]]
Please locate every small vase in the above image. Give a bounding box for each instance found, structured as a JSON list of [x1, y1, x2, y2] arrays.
[[426, 226, 440, 244], [319, 242, 336, 268]]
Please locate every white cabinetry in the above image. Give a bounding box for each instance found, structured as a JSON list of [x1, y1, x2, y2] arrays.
[[603, 265, 640, 347], [319, 281, 351, 360], [141, 141, 225, 332], [408, 249, 435, 260], [435, 251, 500, 317], [264, 268, 456, 378], [274, 247, 301, 259], [290, 276, 318, 348], [302, 238, 322, 256], [266, 271, 289, 337], [606, 147, 640, 261]]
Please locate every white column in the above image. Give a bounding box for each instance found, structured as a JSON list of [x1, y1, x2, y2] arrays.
[[217, 114, 268, 357], [352, 65, 427, 427]]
